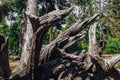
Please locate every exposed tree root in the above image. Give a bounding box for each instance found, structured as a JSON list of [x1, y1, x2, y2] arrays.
[[3, 8, 120, 80]]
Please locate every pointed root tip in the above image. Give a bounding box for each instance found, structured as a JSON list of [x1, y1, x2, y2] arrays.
[[67, 7, 74, 13]]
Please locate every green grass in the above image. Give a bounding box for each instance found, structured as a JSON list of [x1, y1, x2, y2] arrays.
[[115, 62, 120, 68]]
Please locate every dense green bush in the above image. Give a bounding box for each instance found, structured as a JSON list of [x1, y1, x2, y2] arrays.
[[104, 37, 120, 54], [9, 21, 20, 55], [0, 21, 20, 55]]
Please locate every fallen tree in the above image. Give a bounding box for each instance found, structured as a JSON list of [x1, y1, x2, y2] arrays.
[[9, 8, 120, 80]]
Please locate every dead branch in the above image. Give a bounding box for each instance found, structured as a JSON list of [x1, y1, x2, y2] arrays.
[[9, 9, 120, 80], [10, 7, 73, 80], [104, 54, 120, 70], [38, 14, 100, 65]]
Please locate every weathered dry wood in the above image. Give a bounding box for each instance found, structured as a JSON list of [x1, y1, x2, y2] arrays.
[[10, 7, 73, 80], [87, 21, 120, 79], [10, 8, 120, 80], [29, 7, 73, 80], [10, 13, 100, 80], [29, 13, 101, 80], [0, 34, 11, 80], [104, 54, 120, 70], [19, 0, 38, 69], [26, 7, 73, 31], [18, 9, 26, 59], [38, 14, 100, 65], [88, 23, 97, 55], [30, 14, 100, 80]]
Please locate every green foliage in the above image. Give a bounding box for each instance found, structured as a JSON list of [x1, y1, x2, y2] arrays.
[[0, 0, 22, 55], [104, 37, 120, 54], [115, 62, 120, 69], [0, 21, 20, 55], [0, 0, 10, 22], [43, 27, 58, 45], [66, 39, 88, 53], [0, 0, 10, 16], [9, 21, 20, 55], [38, 0, 70, 16], [77, 39, 88, 50], [11, 0, 26, 13], [103, 1, 120, 37]]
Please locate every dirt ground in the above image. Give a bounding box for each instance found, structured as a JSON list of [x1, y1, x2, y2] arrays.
[[9, 56, 20, 70], [9, 54, 120, 70]]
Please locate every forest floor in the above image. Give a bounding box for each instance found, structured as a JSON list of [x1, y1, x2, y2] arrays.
[[9, 56, 20, 70], [9, 54, 120, 70]]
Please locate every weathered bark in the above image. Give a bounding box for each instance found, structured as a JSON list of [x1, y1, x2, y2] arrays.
[[0, 34, 11, 80], [28, 7, 73, 80], [7, 2, 120, 79], [19, 0, 38, 68], [10, 7, 73, 80], [38, 14, 100, 65], [88, 23, 97, 56], [18, 9, 26, 59], [12, 0, 38, 79], [10, 11, 120, 80]]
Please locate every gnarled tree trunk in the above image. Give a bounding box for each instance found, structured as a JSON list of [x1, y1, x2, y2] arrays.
[[11, 7, 73, 80], [19, 0, 38, 68], [10, 8, 120, 80]]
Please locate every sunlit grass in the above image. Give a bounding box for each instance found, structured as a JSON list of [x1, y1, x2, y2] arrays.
[[115, 62, 120, 68]]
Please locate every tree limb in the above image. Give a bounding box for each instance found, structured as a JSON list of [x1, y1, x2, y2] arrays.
[[38, 14, 100, 64], [104, 54, 120, 70], [10, 7, 73, 80]]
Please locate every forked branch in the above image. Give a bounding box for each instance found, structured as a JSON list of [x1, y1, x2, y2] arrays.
[[38, 14, 100, 64]]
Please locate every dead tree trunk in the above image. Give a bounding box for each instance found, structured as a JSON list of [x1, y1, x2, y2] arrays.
[[0, 34, 11, 80], [10, 7, 73, 80], [19, 0, 38, 68], [8, 5, 120, 79]]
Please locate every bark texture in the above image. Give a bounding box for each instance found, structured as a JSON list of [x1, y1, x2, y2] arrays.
[[11, 7, 73, 80], [10, 9, 120, 80], [19, 0, 38, 68], [2, 1, 119, 79], [0, 34, 11, 80]]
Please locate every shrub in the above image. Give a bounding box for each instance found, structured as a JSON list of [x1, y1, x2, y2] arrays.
[[104, 37, 120, 54]]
